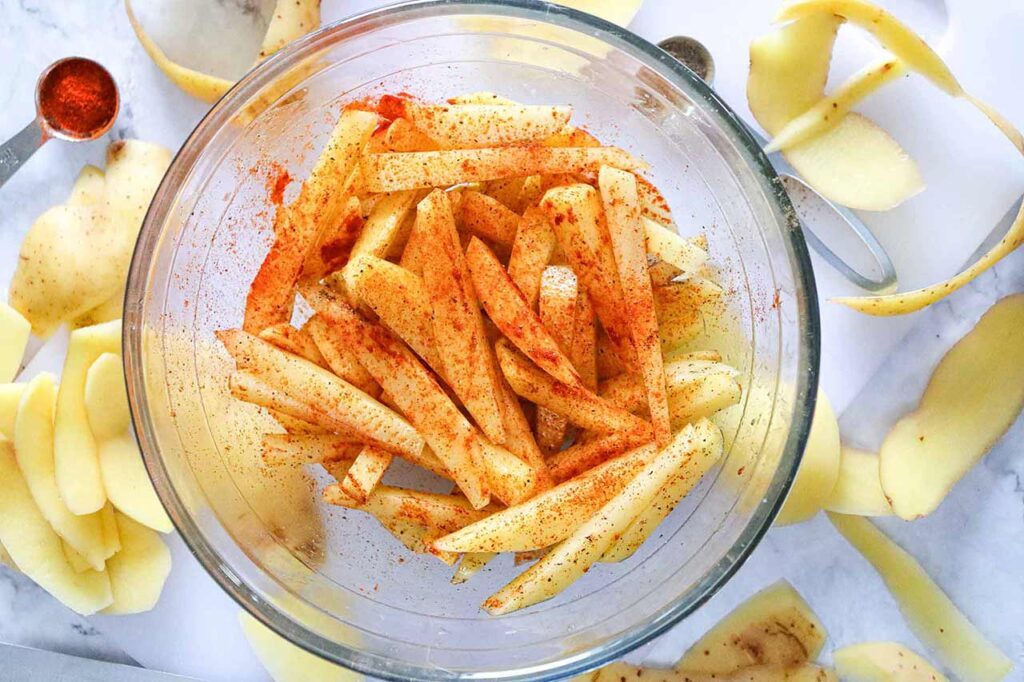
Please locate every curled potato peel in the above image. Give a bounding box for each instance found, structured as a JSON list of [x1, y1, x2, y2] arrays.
[[829, 513, 1012, 681], [126, 0, 320, 103], [878, 295, 1024, 518]]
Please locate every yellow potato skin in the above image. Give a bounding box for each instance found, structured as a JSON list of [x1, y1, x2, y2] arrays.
[[879, 294, 1024, 518], [747, 13, 923, 211], [675, 580, 826, 673], [834, 641, 948, 682], [828, 513, 1012, 682]]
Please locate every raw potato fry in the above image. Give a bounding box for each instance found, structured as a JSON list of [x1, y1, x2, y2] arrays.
[[544, 126, 601, 149], [676, 580, 827, 673], [127, 0, 319, 103], [384, 118, 440, 152], [244, 109, 377, 333], [458, 190, 520, 245], [747, 15, 923, 210], [497, 341, 651, 436], [878, 294, 1024, 518], [483, 423, 708, 614], [493, 372, 551, 485], [834, 207, 1024, 315], [304, 287, 497, 508], [85, 353, 173, 534], [343, 190, 422, 291], [536, 266, 578, 452], [451, 552, 495, 585], [570, 289, 598, 390], [348, 256, 441, 370], [467, 238, 584, 387], [231, 370, 350, 432], [417, 192, 507, 443], [218, 329, 424, 459], [635, 174, 675, 226], [0, 383, 26, 440], [600, 166, 671, 445], [15, 374, 107, 570], [765, 57, 905, 153], [644, 219, 707, 278], [548, 431, 653, 483], [828, 513, 1012, 682], [261, 434, 362, 467], [403, 102, 572, 149], [299, 196, 363, 282], [602, 359, 742, 428], [270, 410, 329, 435], [0, 439, 112, 615], [323, 485, 493, 535], [540, 184, 637, 370], [603, 419, 723, 561], [507, 207, 559, 309], [101, 512, 171, 614], [776, 388, 841, 526], [339, 447, 393, 503], [54, 320, 121, 515], [361, 146, 647, 193], [0, 302, 30, 382], [592, 664, 837, 681], [655, 277, 725, 351], [258, 324, 328, 369], [825, 447, 892, 517], [302, 315, 379, 396], [834, 642, 947, 682], [433, 442, 658, 553]]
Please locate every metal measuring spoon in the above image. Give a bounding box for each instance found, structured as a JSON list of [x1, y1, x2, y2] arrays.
[[658, 36, 898, 293], [0, 57, 119, 191]]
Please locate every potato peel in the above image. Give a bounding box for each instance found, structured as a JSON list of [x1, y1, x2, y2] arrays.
[[834, 641, 948, 682], [832, 203, 1024, 315], [879, 295, 1024, 518], [765, 57, 905, 153], [824, 447, 892, 517], [776, 0, 961, 96], [676, 580, 827, 673], [126, 0, 320, 103], [747, 15, 923, 211], [828, 513, 1013, 682], [775, 388, 841, 526], [125, 0, 233, 104]]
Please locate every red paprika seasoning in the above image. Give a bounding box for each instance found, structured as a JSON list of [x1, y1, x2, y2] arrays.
[[37, 58, 119, 139]]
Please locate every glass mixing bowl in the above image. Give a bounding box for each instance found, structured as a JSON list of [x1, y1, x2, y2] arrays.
[[124, 1, 820, 679]]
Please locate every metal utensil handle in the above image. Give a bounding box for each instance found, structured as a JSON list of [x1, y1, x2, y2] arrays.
[[746, 125, 899, 293], [0, 119, 46, 191]]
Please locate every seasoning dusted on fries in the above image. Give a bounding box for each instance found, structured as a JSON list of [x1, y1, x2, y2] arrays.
[[222, 92, 740, 612]]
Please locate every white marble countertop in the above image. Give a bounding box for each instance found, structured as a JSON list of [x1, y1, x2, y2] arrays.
[[0, 0, 1021, 680]]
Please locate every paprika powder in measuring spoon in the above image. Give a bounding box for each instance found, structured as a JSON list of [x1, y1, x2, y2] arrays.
[[0, 57, 119, 190]]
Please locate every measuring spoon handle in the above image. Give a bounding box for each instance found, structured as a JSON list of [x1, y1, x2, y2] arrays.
[[0, 119, 47, 191]]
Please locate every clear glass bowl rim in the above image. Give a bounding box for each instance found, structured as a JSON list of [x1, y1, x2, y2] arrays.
[[123, 1, 821, 679]]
